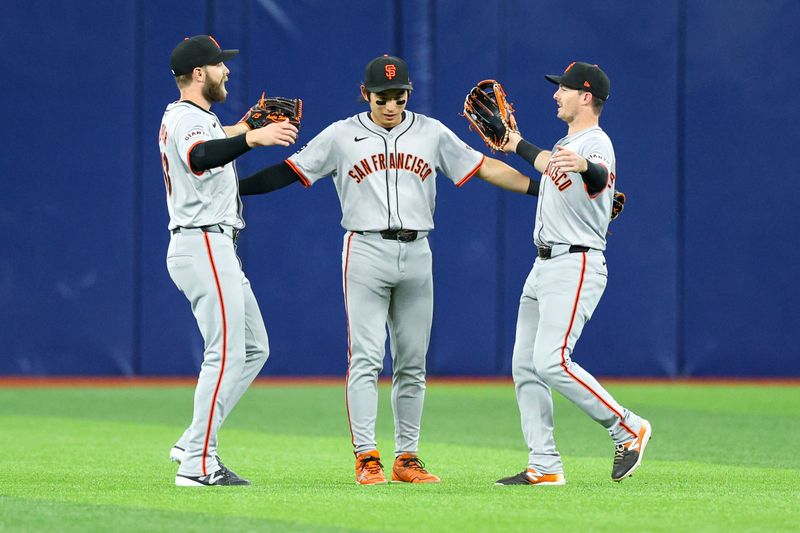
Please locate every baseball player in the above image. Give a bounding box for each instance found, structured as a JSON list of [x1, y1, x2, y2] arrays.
[[236, 55, 534, 485], [487, 62, 651, 486], [158, 35, 298, 486]]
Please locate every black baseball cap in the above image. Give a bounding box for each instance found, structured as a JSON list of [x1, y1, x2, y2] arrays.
[[364, 55, 413, 92], [170, 35, 239, 76], [545, 61, 610, 101]]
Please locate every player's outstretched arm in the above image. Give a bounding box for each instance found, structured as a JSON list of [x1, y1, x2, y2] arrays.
[[502, 131, 551, 174], [476, 157, 538, 195], [238, 162, 300, 196], [189, 121, 297, 173]]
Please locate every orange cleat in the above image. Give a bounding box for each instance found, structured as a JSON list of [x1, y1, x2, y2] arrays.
[[391, 453, 441, 483], [355, 450, 388, 485]]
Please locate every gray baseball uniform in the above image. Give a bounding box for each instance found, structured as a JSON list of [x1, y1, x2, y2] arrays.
[[512, 126, 643, 474], [286, 111, 484, 455], [159, 101, 269, 477]]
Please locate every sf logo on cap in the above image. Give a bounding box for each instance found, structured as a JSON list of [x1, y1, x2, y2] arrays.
[[385, 64, 396, 80]]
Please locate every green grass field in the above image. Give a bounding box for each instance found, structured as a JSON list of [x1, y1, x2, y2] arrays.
[[0, 382, 798, 532]]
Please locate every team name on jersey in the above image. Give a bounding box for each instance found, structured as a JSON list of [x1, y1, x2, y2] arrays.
[[347, 152, 433, 184], [544, 159, 573, 191], [184, 129, 204, 141]]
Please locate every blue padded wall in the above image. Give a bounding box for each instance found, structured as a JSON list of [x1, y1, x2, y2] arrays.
[[682, 0, 800, 376], [1, 2, 138, 374], [1, 0, 797, 377]]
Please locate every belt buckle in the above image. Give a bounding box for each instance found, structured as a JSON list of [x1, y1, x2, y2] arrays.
[[397, 230, 417, 242], [232, 228, 240, 243], [537, 247, 552, 259]]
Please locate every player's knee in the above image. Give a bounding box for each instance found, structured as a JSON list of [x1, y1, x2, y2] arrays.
[[532, 356, 563, 385], [511, 357, 532, 384], [254, 334, 269, 354], [246, 326, 269, 361], [393, 364, 426, 385], [393, 355, 426, 375], [349, 356, 384, 378], [226, 349, 247, 368], [250, 343, 269, 365]]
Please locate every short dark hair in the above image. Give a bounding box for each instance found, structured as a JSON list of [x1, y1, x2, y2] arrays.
[[175, 72, 194, 89], [580, 90, 605, 115]]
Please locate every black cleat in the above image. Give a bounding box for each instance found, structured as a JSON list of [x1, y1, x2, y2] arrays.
[[612, 419, 652, 482], [216, 461, 243, 480], [495, 469, 566, 486], [170, 446, 241, 478], [175, 468, 250, 487]]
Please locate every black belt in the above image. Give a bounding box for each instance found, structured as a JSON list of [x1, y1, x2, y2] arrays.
[[355, 229, 420, 242], [537, 245, 590, 259], [171, 224, 239, 242]]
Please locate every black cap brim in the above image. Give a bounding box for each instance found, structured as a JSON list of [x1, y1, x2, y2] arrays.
[[212, 49, 239, 64], [545, 74, 577, 88]]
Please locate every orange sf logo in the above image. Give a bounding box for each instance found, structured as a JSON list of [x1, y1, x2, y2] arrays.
[[385, 64, 397, 79]]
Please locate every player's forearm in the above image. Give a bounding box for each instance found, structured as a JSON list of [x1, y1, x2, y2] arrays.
[[223, 123, 249, 137], [477, 157, 532, 195], [515, 139, 551, 174], [238, 162, 299, 196], [580, 160, 608, 195]]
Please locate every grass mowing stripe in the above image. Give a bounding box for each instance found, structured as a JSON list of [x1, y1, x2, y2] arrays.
[[0, 496, 353, 533], [0, 384, 797, 532]]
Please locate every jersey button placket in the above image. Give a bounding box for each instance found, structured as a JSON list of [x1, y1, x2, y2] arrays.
[[398, 240, 408, 275], [387, 132, 400, 230]]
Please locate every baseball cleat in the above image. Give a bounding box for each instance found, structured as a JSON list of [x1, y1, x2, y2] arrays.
[[495, 469, 566, 486], [355, 450, 388, 485], [612, 419, 652, 482], [170, 446, 242, 478], [175, 468, 250, 487], [391, 453, 440, 483]]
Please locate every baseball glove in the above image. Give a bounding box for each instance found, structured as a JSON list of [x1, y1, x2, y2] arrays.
[[463, 80, 518, 151], [611, 190, 626, 221], [239, 92, 303, 130]]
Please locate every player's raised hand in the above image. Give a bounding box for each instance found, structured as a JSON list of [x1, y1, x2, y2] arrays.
[[550, 145, 588, 173], [246, 119, 298, 147]]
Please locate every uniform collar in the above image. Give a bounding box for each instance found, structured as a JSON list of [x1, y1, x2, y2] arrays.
[[359, 111, 412, 136], [176, 99, 217, 116]]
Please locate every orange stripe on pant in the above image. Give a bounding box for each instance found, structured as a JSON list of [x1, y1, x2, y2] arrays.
[[559, 252, 637, 439], [202, 233, 228, 475], [342, 232, 357, 451]]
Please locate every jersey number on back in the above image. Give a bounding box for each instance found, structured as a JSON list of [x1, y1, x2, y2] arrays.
[[161, 153, 172, 196]]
